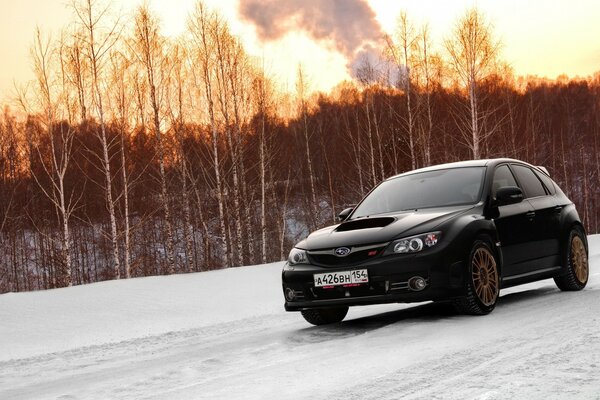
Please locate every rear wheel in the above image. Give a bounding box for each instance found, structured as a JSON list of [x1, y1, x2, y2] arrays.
[[555, 227, 588, 291], [454, 239, 499, 315], [300, 306, 349, 326]]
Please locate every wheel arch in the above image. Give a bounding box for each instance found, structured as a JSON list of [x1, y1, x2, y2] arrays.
[[562, 221, 588, 259], [559, 205, 588, 256], [452, 222, 501, 315], [458, 218, 503, 276], [475, 229, 502, 264]]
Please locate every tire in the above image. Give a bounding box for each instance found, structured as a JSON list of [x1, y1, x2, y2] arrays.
[[554, 227, 588, 291], [300, 306, 349, 326], [453, 239, 500, 315]]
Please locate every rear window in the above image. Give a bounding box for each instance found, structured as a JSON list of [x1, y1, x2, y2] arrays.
[[511, 165, 546, 198]]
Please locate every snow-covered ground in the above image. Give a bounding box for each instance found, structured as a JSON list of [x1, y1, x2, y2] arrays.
[[1, 236, 599, 399]]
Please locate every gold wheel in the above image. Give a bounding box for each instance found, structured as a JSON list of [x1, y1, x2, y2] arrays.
[[571, 236, 588, 283], [472, 247, 499, 307]]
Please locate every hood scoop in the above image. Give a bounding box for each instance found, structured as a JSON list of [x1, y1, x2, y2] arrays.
[[336, 217, 395, 232]]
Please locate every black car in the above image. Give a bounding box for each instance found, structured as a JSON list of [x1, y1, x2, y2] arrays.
[[282, 159, 589, 325]]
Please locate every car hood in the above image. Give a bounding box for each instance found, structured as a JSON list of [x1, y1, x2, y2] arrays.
[[297, 205, 475, 250]]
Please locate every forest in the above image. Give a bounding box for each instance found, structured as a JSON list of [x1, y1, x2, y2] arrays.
[[0, 2, 598, 293]]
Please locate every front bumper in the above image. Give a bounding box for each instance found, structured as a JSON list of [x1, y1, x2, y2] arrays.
[[282, 246, 467, 311]]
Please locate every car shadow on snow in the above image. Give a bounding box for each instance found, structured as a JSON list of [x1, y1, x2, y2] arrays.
[[286, 302, 457, 344], [498, 285, 558, 306], [286, 285, 562, 344]]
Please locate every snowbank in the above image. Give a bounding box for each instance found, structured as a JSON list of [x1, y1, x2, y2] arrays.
[[0, 262, 285, 362]]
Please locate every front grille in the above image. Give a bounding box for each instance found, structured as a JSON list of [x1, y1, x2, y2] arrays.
[[287, 275, 429, 302], [308, 243, 387, 267]]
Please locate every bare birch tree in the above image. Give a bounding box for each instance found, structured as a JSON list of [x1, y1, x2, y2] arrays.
[[73, 0, 122, 278], [355, 57, 381, 185], [296, 65, 318, 230], [416, 24, 436, 166], [22, 29, 77, 286], [387, 11, 419, 169], [213, 20, 245, 266], [108, 50, 132, 278], [224, 33, 255, 265], [188, 2, 230, 267], [445, 7, 500, 159], [168, 42, 196, 273], [252, 63, 273, 264], [131, 5, 177, 274]]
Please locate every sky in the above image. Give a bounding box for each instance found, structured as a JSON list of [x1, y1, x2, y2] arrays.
[[1, 0, 600, 104]]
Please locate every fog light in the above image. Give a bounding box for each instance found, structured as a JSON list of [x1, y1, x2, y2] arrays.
[[408, 276, 427, 291], [285, 287, 296, 301]]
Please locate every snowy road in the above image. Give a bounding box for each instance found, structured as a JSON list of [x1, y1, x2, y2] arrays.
[[1, 236, 599, 399]]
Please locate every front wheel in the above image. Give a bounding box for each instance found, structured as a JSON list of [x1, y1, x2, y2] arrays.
[[453, 239, 500, 315], [300, 306, 349, 326], [554, 227, 588, 291]]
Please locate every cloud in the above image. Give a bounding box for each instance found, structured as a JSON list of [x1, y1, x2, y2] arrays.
[[239, 0, 386, 76]]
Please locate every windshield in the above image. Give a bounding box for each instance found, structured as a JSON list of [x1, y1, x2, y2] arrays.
[[351, 167, 485, 219]]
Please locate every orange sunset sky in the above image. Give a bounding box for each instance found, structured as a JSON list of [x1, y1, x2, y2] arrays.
[[1, 0, 600, 103]]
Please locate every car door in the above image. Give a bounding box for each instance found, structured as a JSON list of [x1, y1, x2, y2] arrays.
[[511, 164, 561, 269], [491, 164, 537, 277]]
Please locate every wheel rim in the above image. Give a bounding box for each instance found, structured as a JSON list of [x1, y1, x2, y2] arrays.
[[571, 236, 588, 283], [472, 247, 499, 306]]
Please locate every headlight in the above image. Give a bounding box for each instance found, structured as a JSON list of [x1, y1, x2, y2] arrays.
[[288, 248, 308, 265], [388, 232, 441, 254]]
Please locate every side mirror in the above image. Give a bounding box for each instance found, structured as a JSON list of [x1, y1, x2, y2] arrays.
[[337, 207, 354, 222], [495, 186, 523, 206]]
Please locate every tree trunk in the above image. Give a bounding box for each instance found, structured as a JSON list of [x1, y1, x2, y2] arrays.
[[191, 5, 230, 267], [79, 0, 121, 279], [469, 79, 480, 159], [364, 96, 377, 186], [120, 121, 131, 278], [259, 109, 267, 264], [302, 104, 318, 230], [404, 46, 417, 169]]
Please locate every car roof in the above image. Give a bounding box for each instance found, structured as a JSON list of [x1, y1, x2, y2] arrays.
[[386, 158, 540, 180]]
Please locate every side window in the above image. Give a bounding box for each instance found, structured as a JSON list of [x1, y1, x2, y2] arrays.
[[492, 165, 517, 197], [533, 169, 556, 195], [511, 164, 546, 198]]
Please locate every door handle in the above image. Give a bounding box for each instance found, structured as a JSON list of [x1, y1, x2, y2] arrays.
[[526, 211, 536, 219]]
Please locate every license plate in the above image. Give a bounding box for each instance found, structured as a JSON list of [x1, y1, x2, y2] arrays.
[[313, 269, 369, 287]]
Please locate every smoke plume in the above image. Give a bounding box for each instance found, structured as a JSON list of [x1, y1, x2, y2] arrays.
[[239, 0, 385, 76]]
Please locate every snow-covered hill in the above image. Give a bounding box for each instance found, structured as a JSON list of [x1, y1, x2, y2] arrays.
[[1, 236, 599, 399]]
